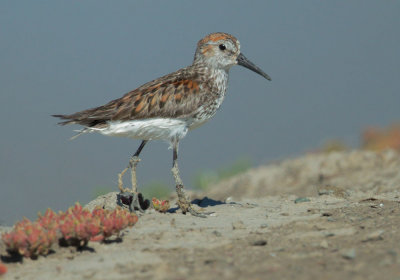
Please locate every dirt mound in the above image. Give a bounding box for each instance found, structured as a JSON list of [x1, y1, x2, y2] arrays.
[[205, 149, 400, 199], [2, 150, 400, 280]]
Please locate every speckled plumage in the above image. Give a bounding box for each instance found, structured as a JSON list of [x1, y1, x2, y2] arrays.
[[54, 36, 236, 141], [66, 66, 229, 141], [53, 32, 271, 216]]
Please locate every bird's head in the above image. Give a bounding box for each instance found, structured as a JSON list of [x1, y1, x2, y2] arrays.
[[194, 32, 271, 81]]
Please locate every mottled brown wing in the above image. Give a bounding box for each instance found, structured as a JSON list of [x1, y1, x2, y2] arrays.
[[54, 66, 210, 127]]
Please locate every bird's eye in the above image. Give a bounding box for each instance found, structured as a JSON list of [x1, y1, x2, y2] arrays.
[[219, 44, 226, 51]]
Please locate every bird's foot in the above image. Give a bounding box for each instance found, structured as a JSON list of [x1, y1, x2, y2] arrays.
[[176, 184, 214, 218], [177, 200, 211, 218], [118, 191, 150, 213]]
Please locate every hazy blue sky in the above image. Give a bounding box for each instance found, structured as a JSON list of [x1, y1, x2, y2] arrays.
[[1, 1, 399, 225]]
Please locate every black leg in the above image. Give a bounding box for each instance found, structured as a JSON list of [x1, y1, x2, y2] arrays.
[[132, 140, 147, 159]]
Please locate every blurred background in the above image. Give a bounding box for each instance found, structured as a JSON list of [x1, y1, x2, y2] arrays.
[[1, 1, 399, 225]]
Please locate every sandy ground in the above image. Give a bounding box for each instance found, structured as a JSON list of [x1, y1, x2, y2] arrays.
[[1, 150, 400, 280]]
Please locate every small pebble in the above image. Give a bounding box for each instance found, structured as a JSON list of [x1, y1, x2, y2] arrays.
[[320, 240, 329, 249], [252, 240, 267, 246], [294, 197, 310, 204], [212, 230, 222, 237], [318, 186, 349, 197], [260, 223, 268, 229], [362, 230, 384, 242], [204, 259, 215, 265], [342, 248, 356, 260], [232, 221, 246, 230], [318, 189, 334, 196], [322, 212, 332, 217]]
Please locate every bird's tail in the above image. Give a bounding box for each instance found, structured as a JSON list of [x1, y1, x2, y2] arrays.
[[52, 113, 105, 139], [52, 114, 78, 125]]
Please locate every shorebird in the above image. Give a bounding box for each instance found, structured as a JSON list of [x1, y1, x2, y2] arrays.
[[53, 32, 271, 217]]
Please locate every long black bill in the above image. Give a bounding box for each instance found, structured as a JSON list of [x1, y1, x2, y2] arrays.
[[237, 53, 271, 81]]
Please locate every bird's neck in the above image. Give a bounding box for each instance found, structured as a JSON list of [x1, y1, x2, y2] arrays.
[[209, 67, 229, 95], [195, 63, 229, 93]]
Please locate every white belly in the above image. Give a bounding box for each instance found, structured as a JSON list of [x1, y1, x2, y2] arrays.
[[95, 118, 189, 141]]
